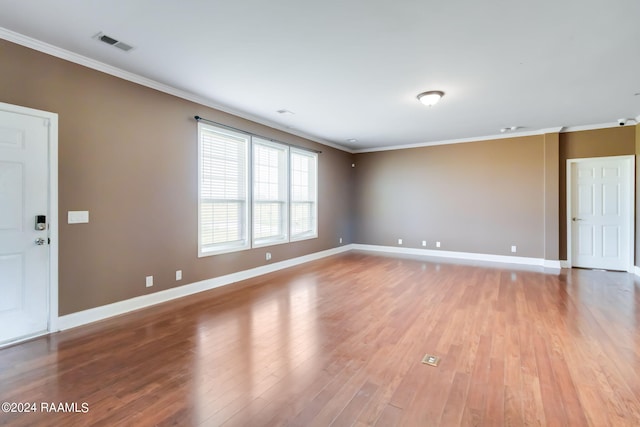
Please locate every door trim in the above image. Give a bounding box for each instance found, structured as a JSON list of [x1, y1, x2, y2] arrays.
[[0, 102, 58, 337], [566, 155, 635, 272]]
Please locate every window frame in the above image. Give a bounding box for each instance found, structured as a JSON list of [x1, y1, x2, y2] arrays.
[[197, 122, 250, 257], [252, 138, 290, 248], [198, 122, 319, 257], [289, 148, 318, 242]]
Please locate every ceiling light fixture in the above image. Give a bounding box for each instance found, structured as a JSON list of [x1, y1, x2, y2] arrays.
[[417, 91, 445, 106], [347, 138, 358, 143]]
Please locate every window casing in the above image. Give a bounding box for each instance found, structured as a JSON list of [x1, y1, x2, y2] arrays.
[[198, 122, 318, 257]]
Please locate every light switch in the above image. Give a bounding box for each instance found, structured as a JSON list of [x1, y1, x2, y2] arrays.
[[68, 211, 89, 224]]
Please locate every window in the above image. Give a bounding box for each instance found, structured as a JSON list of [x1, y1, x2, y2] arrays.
[[290, 148, 318, 240], [253, 139, 288, 246], [198, 122, 318, 256], [198, 123, 249, 256]]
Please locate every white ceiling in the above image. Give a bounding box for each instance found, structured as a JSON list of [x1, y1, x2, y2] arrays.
[[1, 0, 639, 151]]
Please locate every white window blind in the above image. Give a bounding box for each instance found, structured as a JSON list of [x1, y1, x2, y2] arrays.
[[198, 122, 249, 256], [290, 148, 318, 240], [252, 139, 288, 246]]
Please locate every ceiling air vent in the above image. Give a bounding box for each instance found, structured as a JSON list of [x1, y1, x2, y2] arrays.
[[94, 32, 134, 52]]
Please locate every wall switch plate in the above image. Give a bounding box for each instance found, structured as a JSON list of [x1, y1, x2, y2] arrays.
[[339, 237, 343, 244], [266, 252, 271, 261], [436, 241, 441, 248], [422, 240, 427, 247], [68, 210, 89, 224], [511, 245, 517, 253], [145, 276, 153, 287], [398, 238, 403, 245], [176, 270, 182, 281]]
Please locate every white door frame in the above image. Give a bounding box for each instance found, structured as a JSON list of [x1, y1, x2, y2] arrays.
[[0, 101, 58, 336], [566, 155, 635, 272]]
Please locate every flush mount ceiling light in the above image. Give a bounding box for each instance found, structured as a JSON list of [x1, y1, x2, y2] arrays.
[[417, 91, 445, 106]]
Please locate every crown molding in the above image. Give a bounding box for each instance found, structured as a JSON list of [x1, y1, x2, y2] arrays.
[[354, 121, 635, 154], [353, 129, 545, 153], [0, 27, 352, 154], [540, 126, 564, 133], [561, 122, 626, 133]]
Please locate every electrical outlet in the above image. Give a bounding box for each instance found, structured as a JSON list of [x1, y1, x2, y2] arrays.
[[436, 241, 441, 248], [266, 252, 272, 261], [422, 240, 427, 247], [176, 270, 182, 281], [398, 238, 403, 245], [145, 276, 153, 287], [511, 245, 517, 253]]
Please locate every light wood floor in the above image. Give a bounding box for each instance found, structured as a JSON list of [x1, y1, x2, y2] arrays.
[[1, 251, 640, 426]]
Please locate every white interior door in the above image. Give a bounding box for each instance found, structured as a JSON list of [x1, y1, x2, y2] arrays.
[[569, 156, 633, 271], [0, 109, 50, 344]]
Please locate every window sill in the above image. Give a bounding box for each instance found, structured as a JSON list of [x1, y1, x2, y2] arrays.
[[198, 244, 250, 257]]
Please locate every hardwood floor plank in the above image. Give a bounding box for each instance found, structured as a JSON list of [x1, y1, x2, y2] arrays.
[[533, 325, 570, 425], [483, 358, 505, 426], [330, 380, 378, 427], [372, 403, 403, 427], [503, 385, 523, 427], [438, 372, 470, 426]]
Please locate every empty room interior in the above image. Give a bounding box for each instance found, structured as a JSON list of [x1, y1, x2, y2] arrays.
[[1, 1, 640, 426]]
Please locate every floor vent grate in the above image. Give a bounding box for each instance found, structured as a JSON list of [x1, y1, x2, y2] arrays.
[[422, 354, 440, 367]]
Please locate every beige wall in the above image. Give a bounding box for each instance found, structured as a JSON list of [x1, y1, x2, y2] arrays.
[[0, 40, 354, 315], [543, 133, 560, 260], [353, 136, 547, 258], [354, 127, 637, 263], [558, 127, 636, 259]]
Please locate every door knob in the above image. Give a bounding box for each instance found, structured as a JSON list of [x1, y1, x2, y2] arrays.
[[35, 238, 46, 245], [572, 217, 583, 221]]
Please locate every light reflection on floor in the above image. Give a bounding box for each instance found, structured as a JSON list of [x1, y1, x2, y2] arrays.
[[193, 275, 320, 424]]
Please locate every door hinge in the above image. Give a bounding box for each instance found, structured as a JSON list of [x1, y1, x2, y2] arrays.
[[43, 119, 50, 127]]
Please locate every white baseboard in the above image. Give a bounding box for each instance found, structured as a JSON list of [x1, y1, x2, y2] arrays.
[[543, 260, 563, 269], [0, 330, 50, 349], [560, 260, 636, 273], [57, 245, 352, 331], [351, 244, 563, 270]]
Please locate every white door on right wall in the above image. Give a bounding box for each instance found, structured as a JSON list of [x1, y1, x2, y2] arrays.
[[570, 156, 634, 272]]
